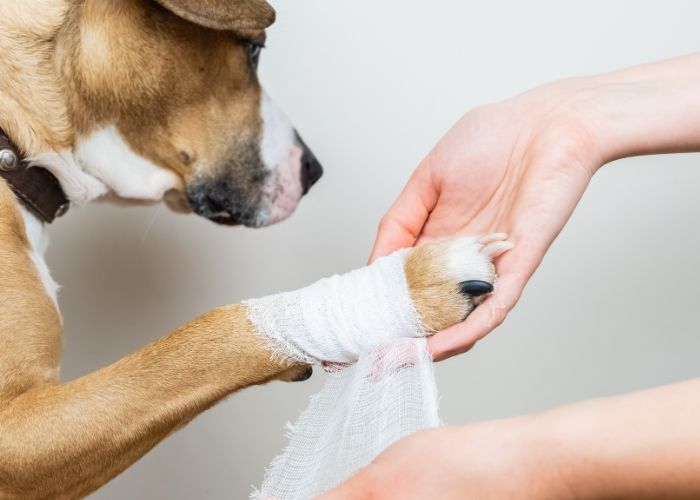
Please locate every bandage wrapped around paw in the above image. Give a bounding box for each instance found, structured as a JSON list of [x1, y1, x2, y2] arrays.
[[246, 249, 423, 364], [246, 236, 510, 499]]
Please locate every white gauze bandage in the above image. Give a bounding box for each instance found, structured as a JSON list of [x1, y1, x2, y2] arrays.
[[245, 250, 441, 499]]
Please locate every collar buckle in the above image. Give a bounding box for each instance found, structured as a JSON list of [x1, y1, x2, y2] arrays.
[[0, 148, 18, 171], [0, 129, 70, 223]]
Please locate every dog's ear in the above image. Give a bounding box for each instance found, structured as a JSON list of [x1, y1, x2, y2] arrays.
[[153, 0, 275, 33]]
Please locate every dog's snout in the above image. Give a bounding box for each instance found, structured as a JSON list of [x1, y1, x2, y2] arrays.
[[186, 181, 248, 226], [295, 132, 323, 194], [301, 150, 323, 194], [204, 192, 228, 215]]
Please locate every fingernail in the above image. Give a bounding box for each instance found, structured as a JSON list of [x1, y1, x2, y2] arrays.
[[459, 280, 494, 297], [292, 366, 313, 382]]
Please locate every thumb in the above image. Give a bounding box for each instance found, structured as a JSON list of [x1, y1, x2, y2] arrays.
[[369, 164, 438, 263]]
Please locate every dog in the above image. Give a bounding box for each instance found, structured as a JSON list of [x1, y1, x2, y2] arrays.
[[0, 0, 506, 498]]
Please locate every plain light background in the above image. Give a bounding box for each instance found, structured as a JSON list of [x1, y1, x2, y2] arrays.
[[45, 1, 700, 498]]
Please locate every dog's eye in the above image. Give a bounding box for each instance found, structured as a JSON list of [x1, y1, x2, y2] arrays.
[[247, 42, 263, 69]]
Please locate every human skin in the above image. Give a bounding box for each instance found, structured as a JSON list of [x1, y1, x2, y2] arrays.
[[369, 53, 700, 361], [323, 53, 700, 497], [323, 377, 700, 499]]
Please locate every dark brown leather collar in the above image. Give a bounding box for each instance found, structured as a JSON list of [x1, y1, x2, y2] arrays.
[[0, 130, 69, 223]]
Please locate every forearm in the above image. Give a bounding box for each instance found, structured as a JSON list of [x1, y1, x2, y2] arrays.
[[533, 377, 700, 498], [520, 53, 700, 168], [593, 53, 700, 161]]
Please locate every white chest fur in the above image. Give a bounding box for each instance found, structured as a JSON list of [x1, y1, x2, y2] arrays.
[[18, 204, 59, 309]]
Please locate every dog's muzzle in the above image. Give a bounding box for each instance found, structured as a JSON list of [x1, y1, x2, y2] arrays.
[[186, 179, 250, 226], [186, 134, 323, 227]]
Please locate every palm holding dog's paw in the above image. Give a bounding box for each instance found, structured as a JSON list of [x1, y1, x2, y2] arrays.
[[372, 88, 603, 360]]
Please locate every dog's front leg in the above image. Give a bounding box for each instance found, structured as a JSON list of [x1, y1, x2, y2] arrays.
[[0, 304, 308, 500], [0, 171, 508, 499], [0, 180, 306, 499]]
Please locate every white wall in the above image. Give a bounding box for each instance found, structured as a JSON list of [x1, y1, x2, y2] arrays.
[[47, 1, 700, 498]]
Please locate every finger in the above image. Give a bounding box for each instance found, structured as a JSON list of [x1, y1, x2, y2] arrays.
[[369, 163, 439, 263], [368, 217, 420, 265], [428, 270, 527, 361]]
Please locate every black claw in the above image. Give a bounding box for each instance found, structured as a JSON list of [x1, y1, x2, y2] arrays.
[[292, 366, 313, 382], [459, 280, 494, 297]]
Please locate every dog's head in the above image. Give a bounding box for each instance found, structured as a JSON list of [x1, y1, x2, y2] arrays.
[[60, 0, 322, 227]]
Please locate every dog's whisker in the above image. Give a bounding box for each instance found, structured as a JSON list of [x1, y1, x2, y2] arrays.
[[139, 206, 162, 246]]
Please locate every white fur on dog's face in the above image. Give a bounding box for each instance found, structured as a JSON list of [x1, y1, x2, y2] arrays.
[[181, 86, 317, 227], [29, 95, 307, 226], [74, 126, 183, 201], [258, 92, 304, 225]]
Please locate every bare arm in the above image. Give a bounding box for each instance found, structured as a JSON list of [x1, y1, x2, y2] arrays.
[[540, 377, 700, 498], [325, 53, 700, 497], [323, 377, 700, 499]]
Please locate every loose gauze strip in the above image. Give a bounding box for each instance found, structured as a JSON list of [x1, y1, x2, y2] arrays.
[[245, 250, 440, 499]]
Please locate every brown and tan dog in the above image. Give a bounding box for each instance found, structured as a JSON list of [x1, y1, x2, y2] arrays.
[[1, 0, 323, 225], [0, 1, 506, 498]]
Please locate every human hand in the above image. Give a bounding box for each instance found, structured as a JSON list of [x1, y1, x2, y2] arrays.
[[371, 80, 608, 360], [319, 419, 570, 500], [375, 53, 700, 360], [322, 375, 700, 499]]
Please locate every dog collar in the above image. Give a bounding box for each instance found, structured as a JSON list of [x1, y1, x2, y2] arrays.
[[0, 130, 69, 223]]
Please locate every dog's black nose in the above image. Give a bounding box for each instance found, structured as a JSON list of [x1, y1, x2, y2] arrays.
[[301, 150, 323, 193], [295, 132, 323, 194]]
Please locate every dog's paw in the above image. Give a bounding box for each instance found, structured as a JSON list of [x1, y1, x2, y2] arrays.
[[404, 234, 513, 332]]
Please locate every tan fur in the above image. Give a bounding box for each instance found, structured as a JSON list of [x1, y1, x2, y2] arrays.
[[0, 181, 63, 400], [0, 1, 74, 154], [0, 0, 267, 191], [153, 0, 276, 33], [0, 176, 309, 498], [406, 243, 494, 332], [58, 0, 265, 183]]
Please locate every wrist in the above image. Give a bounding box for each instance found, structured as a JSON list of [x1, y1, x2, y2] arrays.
[[505, 76, 618, 177], [543, 54, 700, 166], [534, 75, 634, 170]]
